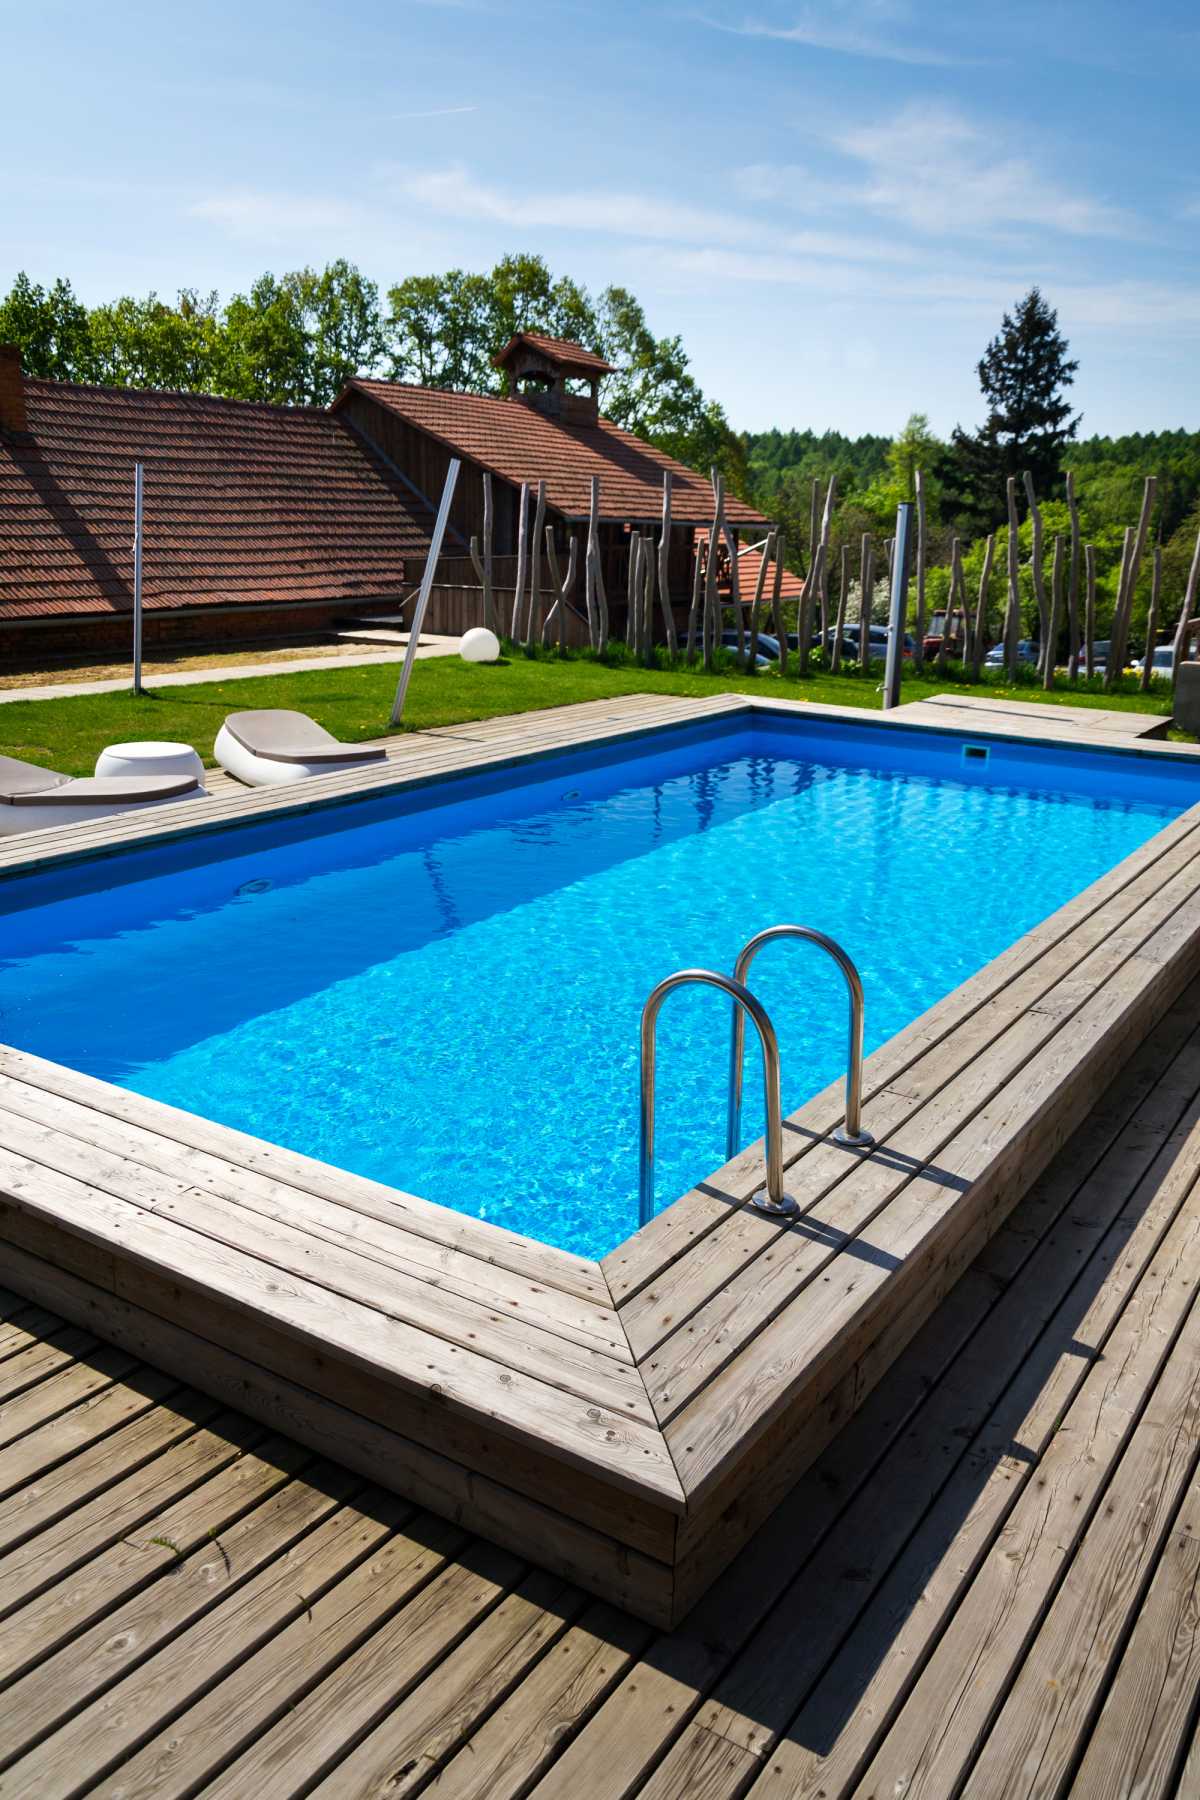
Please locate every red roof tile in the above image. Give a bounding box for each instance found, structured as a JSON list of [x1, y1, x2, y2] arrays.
[[493, 332, 617, 377], [343, 379, 767, 528], [0, 379, 442, 622], [694, 531, 806, 601]]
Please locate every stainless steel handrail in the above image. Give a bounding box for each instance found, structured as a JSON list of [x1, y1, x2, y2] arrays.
[[726, 924, 874, 1158], [639, 969, 797, 1228]]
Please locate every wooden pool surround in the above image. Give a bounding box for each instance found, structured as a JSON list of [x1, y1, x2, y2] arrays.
[[0, 691, 1198, 1628]]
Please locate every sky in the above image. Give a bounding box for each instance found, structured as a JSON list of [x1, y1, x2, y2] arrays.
[[2, 0, 1199, 439]]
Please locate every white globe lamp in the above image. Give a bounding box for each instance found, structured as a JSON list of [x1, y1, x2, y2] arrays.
[[460, 627, 500, 664]]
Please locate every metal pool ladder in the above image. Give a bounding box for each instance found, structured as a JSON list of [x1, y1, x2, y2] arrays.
[[638, 926, 873, 1230]]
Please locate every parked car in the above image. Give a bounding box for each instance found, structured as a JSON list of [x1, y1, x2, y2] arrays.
[[984, 639, 1040, 668], [799, 626, 916, 662], [1133, 644, 1175, 677], [718, 631, 771, 668]]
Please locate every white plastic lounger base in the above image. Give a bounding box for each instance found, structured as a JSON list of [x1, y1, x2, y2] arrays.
[[0, 786, 206, 837], [214, 711, 388, 788]]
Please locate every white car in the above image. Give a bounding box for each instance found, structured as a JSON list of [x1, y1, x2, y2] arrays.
[[1133, 645, 1175, 677]]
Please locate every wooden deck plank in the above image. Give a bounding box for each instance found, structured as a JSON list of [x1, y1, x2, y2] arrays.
[[1066, 1471, 1200, 1799], [534, 995, 1200, 1800], [0, 1153, 684, 1508], [0, 1339, 142, 1450], [0, 1240, 681, 1583], [765, 1113, 1200, 1800], [0, 1097, 648, 1417], [893, 691, 1172, 738], [0, 1062, 630, 1357], [0, 1362, 181, 1499], [0, 1043, 610, 1309], [256, 1567, 583, 1799], [425, 1600, 653, 1800], [0, 1044, 609, 1309], [960, 1336, 1200, 1795], [74, 1512, 476, 1800], [0, 1449, 338, 1761]]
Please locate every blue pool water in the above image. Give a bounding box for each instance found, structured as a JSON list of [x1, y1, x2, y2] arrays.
[[0, 715, 1194, 1259]]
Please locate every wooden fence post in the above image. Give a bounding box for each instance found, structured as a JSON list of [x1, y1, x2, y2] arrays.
[[858, 534, 873, 669], [1171, 524, 1200, 673], [832, 542, 849, 672], [1023, 471, 1049, 676], [1107, 475, 1157, 689], [585, 475, 600, 650], [511, 482, 529, 640], [971, 533, 996, 680], [1043, 533, 1063, 690], [658, 471, 677, 655], [686, 530, 703, 663], [1066, 469, 1081, 678], [747, 530, 775, 666], [772, 534, 788, 677], [1139, 543, 1162, 692], [1004, 475, 1021, 681], [1084, 544, 1097, 678], [703, 478, 725, 671], [913, 469, 927, 672]]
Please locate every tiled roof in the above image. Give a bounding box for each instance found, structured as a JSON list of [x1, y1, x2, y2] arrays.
[[735, 537, 806, 600], [0, 379, 441, 622], [695, 531, 806, 601], [493, 332, 616, 377], [343, 380, 767, 527]]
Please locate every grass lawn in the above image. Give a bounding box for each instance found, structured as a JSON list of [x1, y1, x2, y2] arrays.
[[0, 649, 1180, 778]]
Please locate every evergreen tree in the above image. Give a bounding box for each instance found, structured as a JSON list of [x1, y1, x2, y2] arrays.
[[948, 287, 1080, 530]]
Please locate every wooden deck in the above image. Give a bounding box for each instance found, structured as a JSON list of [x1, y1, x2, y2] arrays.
[[2, 691, 1200, 1638], [3, 978, 1200, 1798], [890, 690, 1174, 740]]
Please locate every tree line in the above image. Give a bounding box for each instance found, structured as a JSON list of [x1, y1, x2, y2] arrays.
[[0, 256, 746, 492], [744, 291, 1200, 652]]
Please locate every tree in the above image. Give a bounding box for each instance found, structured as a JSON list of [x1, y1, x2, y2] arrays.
[[384, 255, 746, 491], [88, 289, 222, 391], [887, 412, 941, 502], [294, 260, 386, 404], [949, 288, 1080, 531], [217, 274, 312, 405], [0, 273, 95, 382]]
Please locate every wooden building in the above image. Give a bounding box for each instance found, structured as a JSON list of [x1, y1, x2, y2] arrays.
[[0, 333, 768, 661], [333, 332, 768, 635]]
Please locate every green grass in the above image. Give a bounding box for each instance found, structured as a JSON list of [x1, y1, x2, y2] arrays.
[[0, 646, 1180, 779]]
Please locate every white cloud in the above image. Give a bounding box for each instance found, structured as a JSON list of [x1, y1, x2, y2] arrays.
[[392, 105, 478, 120], [830, 103, 1131, 239], [385, 162, 911, 263], [697, 2, 974, 66]]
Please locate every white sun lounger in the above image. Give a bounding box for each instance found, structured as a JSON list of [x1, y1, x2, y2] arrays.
[[0, 754, 205, 837], [214, 710, 388, 787]]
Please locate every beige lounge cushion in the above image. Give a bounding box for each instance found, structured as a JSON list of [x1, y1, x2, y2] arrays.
[[224, 709, 387, 766], [5, 773, 200, 807], [0, 755, 71, 801]]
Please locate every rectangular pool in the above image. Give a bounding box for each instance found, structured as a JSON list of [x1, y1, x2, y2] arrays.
[[0, 712, 1195, 1259]]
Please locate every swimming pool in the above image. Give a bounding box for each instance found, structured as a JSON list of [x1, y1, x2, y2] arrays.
[[0, 712, 1194, 1259]]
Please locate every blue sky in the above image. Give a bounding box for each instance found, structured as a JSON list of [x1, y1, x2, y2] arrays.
[[3, 0, 1198, 437]]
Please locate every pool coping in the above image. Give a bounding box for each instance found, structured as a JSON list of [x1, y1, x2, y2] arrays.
[[2, 689, 1200, 1627]]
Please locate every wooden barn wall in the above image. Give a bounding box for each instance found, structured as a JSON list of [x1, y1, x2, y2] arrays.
[[342, 390, 709, 623]]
